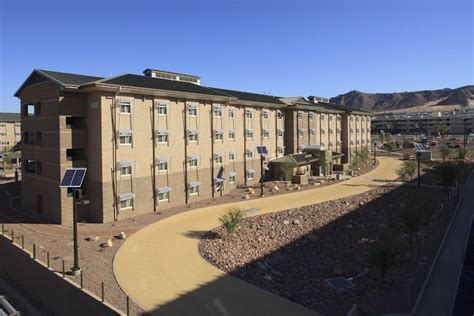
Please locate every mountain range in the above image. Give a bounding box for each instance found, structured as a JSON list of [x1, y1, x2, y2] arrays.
[[330, 85, 474, 113]]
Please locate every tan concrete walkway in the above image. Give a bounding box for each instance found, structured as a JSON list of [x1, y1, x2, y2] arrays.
[[113, 157, 402, 316]]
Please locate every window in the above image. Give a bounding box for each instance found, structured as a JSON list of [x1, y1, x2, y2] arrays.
[[321, 129, 326, 135], [119, 135, 132, 144], [309, 112, 314, 119], [297, 112, 303, 119], [229, 173, 236, 184], [298, 128, 304, 137], [120, 102, 131, 113], [156, 130, 169, 143], [329, 142, 333, 148], [214, 129, 223, 141], [329, 129, 334, 134], [158, 187, 171, 202], [229, 151, 235, 160], [214, 177, 224, 191], [246, 169, 255, 180], [188, 156, 198, 167], [25, 103, 41, 116], [228, 108, 235, 118], [213, 104, 222, 117], [157, 103, 167, 115], [277, 111, 284, 119], [188, 182, 200, 195], [24, 159, 35, 173], [329, 115, 333, 121], [214, 153, 223, 164], [246, 128, 253, 139], [277, 146, 285, 157], [277, 129, 284, 137], [188, 130, 198, 142], [246, 150, 253, 158], [262, 129, 269, 139], [120, 198, 133, 209], [309, 128, 315, 136], [121, 166, 132, 176], [188, 104, 197, 116], [321, 114, 325, 120], [245, 110, 253, 119], [157, 159, 168, 171], [228, 129, 235, 140], [262, 111, 269, 119]]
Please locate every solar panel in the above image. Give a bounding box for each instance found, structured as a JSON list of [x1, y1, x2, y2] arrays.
[[414, 143, 425, 152], [324, 277, 355, 290], [59, 168, 87, 188], [257, 146, 268, 155]]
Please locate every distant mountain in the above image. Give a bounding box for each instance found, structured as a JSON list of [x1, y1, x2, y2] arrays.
[[330, 85, 474, 112]]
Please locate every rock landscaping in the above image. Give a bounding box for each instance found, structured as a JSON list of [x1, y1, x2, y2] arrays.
[[200, 185, 454, 315]]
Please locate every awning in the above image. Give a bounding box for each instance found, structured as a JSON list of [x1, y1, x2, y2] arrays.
[[187, 129, 199, 135], [278, 128, 285, 132], [298, 128, 305, 132], [156, 129, 169, 135], [309, 128, 316, 132], [214, 152, 223, 158], [119, 192, 135, 201], [187, 103, 197, 109], [188, 155, 199, 161], [158, 187, 171, 193], [262, 128, 269, 133], [228, 129, 236, 133], [156, 157, 168, 164], [213, 104, 222, 109], [246, 128, 254, 133], [119, 160, 134, 168], [118, 129, 133, 136], [214, 129, 223, 134], [229, 172, 237, 176], [214, 178, 224, 183], [246, 169, 255, 173], [188, 181, 201, 188]]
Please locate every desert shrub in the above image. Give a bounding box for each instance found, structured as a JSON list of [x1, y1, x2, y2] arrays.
[[219, 207, 246, 235], [401, 137, 412, 149], [439, 146, 451, 161], [397, 160, 417, 181], [436, 162, 461, 187], [458, 147, 469, 160], [383, 142, 395, 152], [364, 238, 399, 280], [399, 208, 423, 245], [281, 161, 296, 181]]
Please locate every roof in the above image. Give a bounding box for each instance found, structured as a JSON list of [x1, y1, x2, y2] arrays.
[[95, 74, 228, 97], [143, 68, 201, 79], [320, 102, 372, 115], [271, 153, 319, 166], [208, 87, 286, 105], [0, 113, 20, 122], [38, 69, 103, 85]]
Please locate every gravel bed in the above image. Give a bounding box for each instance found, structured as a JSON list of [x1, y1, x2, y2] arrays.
[[200, 186, 451, 315]]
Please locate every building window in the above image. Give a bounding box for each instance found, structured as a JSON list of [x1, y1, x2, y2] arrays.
[[187, 130, 198, 142], [229, 152, 235, 160], [297, 112, 303, 119], [157, 103, 167, 115], [329, 115, 333, 121], [277, 129, 284, 137], [25, 103, 41, 116], [158, 159, 168, 171], [262, 111, 269, 119], [309, 128, 315, 136], [321, 114, 325, 120], [229, 173, 236, 184], [262, 129, 269, 139], [213, 104, 222, 117], [329, 129, 334, 134], [228, 129, 235, 140], [188, 156, 198, 167], [120, 102, 131, 113], [214, 130, 223, 141], [156, 130, 169, 143], [309, 112, 314, 119], [246, 129, 253, 139], [119, 135, 132, 145], [188, 104, 197, 116], [158, 187, 171, 202], [245, 110, 253, 119], [120, 198, 133, 209], [228, 108, 235, 118], [246, 150, 253, 158], [246, 169, 255, 180], [121, 166, 132, 176], [214, 153, 223, 164], [188, 182, 200, 195], [277, 111, 284, 119], [298, 128, 304, 137], [277, 146, 284, 157], [297, 146, 304, 153]]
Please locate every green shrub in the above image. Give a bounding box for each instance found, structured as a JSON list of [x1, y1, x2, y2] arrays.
[[383, 142, 395, 152], [364, 239, 399, 280], [397, 160, 417, 181], [458, 147, 469, 160], [219, 207, 246, 235], [281, 161, 296, 181], [439, 146, 451, 161], [436, 162, 461, 187]]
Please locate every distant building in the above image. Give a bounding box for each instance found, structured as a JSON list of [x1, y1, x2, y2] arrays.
[[372, 110, 474, 135], [15, 68, 371, 224], [0, 112, 21, 152]]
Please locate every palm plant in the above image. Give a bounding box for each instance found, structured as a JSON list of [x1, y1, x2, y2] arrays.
[[219, 207, 246, 236]]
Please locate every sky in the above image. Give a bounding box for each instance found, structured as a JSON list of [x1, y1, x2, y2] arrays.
[[0, 0, 472, 112]]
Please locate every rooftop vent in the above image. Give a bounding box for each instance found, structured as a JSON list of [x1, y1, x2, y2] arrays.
[[143, 68, 201, 85], [308, 95, 330, 104]]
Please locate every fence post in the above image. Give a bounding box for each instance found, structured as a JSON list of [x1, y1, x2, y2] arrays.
[[33, 244, 36, 259], [21, 235, 24, 249], [80, 271, 83, 289], [62, 259, 65, 278], [47, 252, 50, 268], [11, 230, 14, 243], [126, 296, 130, 315], [101, 282, 105, 302]]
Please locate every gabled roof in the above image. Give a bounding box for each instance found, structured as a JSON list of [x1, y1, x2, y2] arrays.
[[279, 97, 309, 105], [94, 74, 228, 97], [14, 69, 103, 97], [0, 112, 21, 122], [321, 102, 372, 115], [208, 87, 286, 105]]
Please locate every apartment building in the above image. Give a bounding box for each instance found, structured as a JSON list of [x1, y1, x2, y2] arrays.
[[372, 110, 474, 136], [15, 68, 371, 224], [0, 113, 21, 152]]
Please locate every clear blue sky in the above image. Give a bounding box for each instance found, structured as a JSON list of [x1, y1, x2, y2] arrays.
[[1, 0, 472, 112]]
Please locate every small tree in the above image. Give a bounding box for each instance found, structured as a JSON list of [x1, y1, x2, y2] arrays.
[[219, 207, 246, 236], [383, 142, 395, 152], [435, 124, 450, 138], [458, 147, 469, 160], [280, 160, 296, 181], [401, 137, 412, 149], [400, 208, 423, 246], [439, 146, 451, 161], [364, 239, 399, 280], [436, 162, 460, 188], [397, 160, 417, 181]]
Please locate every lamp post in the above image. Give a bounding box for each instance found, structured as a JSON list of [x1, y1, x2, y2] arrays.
[[416, 151, 421, 188], [71, 188, 81, 275], [260, 154, 264, 197]]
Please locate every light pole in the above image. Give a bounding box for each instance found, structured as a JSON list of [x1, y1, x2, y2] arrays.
[[260, 154, 264, 197], [416, 151, 421, 188], [72, 188, 81, 275]]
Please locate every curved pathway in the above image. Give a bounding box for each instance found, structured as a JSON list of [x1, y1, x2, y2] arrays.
[[114, 157, 402, 316]]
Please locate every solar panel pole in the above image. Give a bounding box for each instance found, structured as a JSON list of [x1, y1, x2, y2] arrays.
[[71, 188, 81, 275], [260, 153, 264, 197]]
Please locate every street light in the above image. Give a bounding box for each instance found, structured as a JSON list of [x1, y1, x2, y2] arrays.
[[257, 146, 268, 197]]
